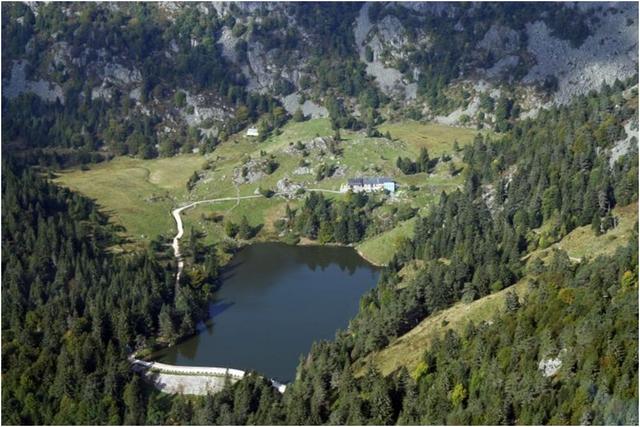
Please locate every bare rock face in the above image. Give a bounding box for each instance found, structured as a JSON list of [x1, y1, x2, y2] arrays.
[[180, 91, 234, 127], [484, 55, 520, 79], [91, 84, 113, 101], [377, 15, 408, 54], [293, 166, 313, 175], [610, 118, 639, 167], [538, 348, 567, 378], [129, 87, 142, 102], [102, 63, 142, 85], [276, 178, 303, 198], [538, 357, 562, 377], [245, 41, 273, 93], [434, 96, 481, 126], [218, 27, 239, 63], [241, 21, 308, 96], [398, 2, 456, 15], [524, 4, 638, 105], [477, 24, 520, 57], [3, 60, 65, 104], [284, 137, 331, 155], [354, 3, 417, 100], [233, 158, 271, 184], [4, 1, 638, 133], [352, 2, 637, 115], [332, 165, 347, 178], [281, 93, 328, 119]]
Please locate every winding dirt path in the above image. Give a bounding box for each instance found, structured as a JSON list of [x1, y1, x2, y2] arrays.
[[171, 195, 263, 286], [139, 187, 356, 395], [306, 188, 342, 194], [171, 188, 344, 286]]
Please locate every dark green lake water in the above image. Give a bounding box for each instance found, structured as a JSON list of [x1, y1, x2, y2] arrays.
[[156, 242, 380, 382]]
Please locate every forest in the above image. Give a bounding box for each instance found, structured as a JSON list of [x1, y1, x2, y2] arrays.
[[1, 1, 638, 424], [341, 78, 638, 361], [1, 161, 217, 424], [2, 73, 637, 424], [1, 1, 615, 166], [1, 2, 287, 166]]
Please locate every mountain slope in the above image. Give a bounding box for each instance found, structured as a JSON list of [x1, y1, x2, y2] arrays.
[[355, 201, 637, 377], [2, 2, 638, 164], [1, 3, 638, 425]]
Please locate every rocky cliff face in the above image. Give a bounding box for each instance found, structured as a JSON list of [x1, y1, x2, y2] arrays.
[[351, 2, 638, 124], [2, 2, 638, 133]]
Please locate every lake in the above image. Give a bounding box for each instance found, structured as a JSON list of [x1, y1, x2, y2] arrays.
[[155, 242, 380, 382]]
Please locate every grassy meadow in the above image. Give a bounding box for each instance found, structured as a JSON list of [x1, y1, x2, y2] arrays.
[[378, 120, 478, 156], [356, 218, 417, 265], [354, 278, 531, 377], [54, 155, 206, 243], [526, 201, 638, 263], [54, 118, 479, 256]]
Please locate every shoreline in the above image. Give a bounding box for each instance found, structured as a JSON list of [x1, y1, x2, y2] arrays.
[[140, 237, 384, 361], [271, 236, 386, 267], [138, 199, 386, 364], [231, 234, 386, 267]]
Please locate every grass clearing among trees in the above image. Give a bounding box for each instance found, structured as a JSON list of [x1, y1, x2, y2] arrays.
[[355, 201, 638, 377], [356, 218, 417, 265], [55, 155, 205, 243], [354, 278, 531, 377], [54, 120, 474, 250], [378, 120, 478, 156]]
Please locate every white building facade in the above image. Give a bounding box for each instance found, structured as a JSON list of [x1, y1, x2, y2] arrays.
[[340, 177, 396, 193]]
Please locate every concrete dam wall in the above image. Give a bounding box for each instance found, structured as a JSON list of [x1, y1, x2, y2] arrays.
[[130, 356, 287, 395]]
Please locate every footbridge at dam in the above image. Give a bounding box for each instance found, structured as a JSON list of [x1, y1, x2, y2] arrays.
[[129, 356, 287, 395]]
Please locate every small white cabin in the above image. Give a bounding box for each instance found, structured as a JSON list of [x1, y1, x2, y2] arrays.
[[246, 127, 259, 137], [340, 177, 396, 193]]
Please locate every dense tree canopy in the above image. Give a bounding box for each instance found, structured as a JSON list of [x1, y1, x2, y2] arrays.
[[1, 3, 638, 423], [1, 162, 216, 424]]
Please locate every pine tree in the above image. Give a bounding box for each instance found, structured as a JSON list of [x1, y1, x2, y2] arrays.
[[238, 216, 252, 239], [347, 216, 360, 243], [146, 393, 167, 424], [285, 203, 295, 223], [204, 252, 219, 280], [318, 221, 334, 244], [591, 213, 602, 235], [505, 290, 521, 312], [418, 147, 430, 172], [293, 108, 305, 122], [158, 304, 176, 343], [370, 377, 394, 425], [123, 375, 145, 425], [225, 221, 238, 237], [334, 218, 348, 243]]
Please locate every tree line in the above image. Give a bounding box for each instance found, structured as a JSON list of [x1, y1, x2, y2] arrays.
[[1, 57, 637, 427], [1, 161, 217, 424]]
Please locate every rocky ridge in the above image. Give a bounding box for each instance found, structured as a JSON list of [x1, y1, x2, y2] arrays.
[[2, 2, 638, 132]]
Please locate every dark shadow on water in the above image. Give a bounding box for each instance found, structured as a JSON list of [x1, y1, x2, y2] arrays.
[[218, 270, 237, 284], [219, 259, 245, 282], [170, 301, 235, 361], [195, 320, 211, 333], [177, 335, 201, 359], [210, 300, 235, 318]]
